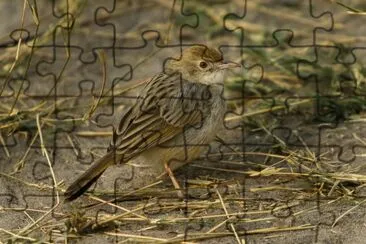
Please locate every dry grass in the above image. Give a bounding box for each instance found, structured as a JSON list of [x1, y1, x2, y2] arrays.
[[1, 0, 366, 243]]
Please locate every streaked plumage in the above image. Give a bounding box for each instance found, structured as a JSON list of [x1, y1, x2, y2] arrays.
[[64, 46, 239, 201]]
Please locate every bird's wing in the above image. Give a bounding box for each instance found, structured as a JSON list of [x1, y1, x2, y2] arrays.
[[64, 73, 211, 201], [110, 73, 211, 160]]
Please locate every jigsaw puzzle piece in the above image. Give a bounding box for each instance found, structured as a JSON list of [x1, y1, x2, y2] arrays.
[[224, 0, 333, 46], [297, 44, 366, 124], [93, 0, 197, 50], [178, 0, 246, 47], [319, 123, 366, 166], [348, 48, 366, 96], [94, 40, 185, 129], [0, 142, 60, 237], [312, 1, 366, 47], [222, 32, 319, 166], [297, 45, 347, 97], [233, 171, 339, 242]]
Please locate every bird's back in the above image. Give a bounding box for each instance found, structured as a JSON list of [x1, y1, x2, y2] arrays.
[[109, 73, 223, 161]]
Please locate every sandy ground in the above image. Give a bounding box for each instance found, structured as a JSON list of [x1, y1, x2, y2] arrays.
[[1, 0, 366, 243]]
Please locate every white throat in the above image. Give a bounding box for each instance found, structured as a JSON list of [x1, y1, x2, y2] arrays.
[[199, 70, 225, 85]]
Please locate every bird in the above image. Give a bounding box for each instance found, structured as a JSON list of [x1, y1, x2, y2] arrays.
[[64, 45, 241, 201]]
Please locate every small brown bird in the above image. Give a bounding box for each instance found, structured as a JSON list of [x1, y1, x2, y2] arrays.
[[64, 45, 240, 201]]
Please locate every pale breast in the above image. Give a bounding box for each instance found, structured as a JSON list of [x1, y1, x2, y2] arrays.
[[138, 84, 226, 173]]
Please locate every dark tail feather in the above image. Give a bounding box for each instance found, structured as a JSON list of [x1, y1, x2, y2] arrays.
[[64, 152, 115, 201]]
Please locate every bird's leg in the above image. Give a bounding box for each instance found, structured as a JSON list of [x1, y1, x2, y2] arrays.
[[164, 162, 184, 199]]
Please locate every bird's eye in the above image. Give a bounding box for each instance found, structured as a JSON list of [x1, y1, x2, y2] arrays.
[[199, 61, 208, 69]]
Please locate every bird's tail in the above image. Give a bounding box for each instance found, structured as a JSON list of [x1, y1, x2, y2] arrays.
[[64, 152, 116, 201]]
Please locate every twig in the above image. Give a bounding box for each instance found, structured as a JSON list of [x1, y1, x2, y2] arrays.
[[0, 133, 10, 158], [36, 113, 59, 202], [84, 50, 107, 120], [332, 199, 366, 228], [15, 114, 61, 237], [104, 231, 168, 243], [225, 99, 312, 122], [0, 0, 27, 99], [0, 228, 37, 242], [216, 189, 242, 244]]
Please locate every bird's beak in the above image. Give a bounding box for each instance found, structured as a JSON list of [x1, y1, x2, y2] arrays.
[[218, 61, 241, 70]]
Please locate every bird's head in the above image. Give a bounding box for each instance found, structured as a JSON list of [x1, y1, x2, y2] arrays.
[[165, 46, 241, 85]]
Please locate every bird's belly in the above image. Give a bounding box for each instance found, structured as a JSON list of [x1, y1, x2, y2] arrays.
[[138, 127, 212, 173], [138, 98, 226, 173]]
